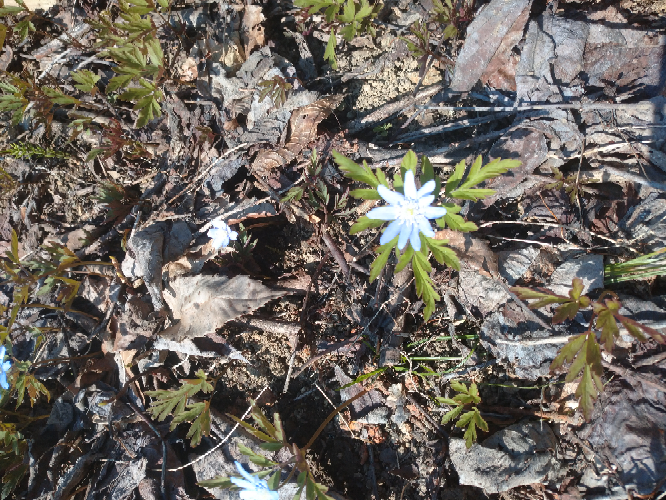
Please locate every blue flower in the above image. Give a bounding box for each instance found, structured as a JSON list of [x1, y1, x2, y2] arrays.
[[230, 461, 278, 500], [366, 170, 448, 252], [0, 345, 12, 390], [208, 220, 238, 250]]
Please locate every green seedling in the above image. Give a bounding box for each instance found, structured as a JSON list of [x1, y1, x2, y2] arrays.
[[604, 248, 666, 285], [512, 278, 666, 419], [436, 380, 488, 448], [144, 369, 213, 447], [294, 0, 382, 70]]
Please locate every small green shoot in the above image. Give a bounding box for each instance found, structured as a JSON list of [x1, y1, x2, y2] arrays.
[[144, 369, 214, 447], [294, 0, 382, 70], [512, 278, 666, 419], [436, 380, 488, 448], [604, 248, 666, 285]]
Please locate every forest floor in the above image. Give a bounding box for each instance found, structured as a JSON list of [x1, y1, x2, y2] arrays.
[[1, 0, 666, 499]]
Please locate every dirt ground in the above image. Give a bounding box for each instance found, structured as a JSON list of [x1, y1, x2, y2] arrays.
[[1, 0, 666, 499]]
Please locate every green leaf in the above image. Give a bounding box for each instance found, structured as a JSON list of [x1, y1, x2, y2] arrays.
[[267, 470, 281, 491], [395, 245, 414, 273], [550, 333, 587, 372], [106, 74, 135, 93], [42, 87, 79, 106], [576, 364, 603, 420], [135, 94, 161, 127], [400, 150, 417, 176], [197, 476, 234, 488], [227, 414, 280, 443], [349, 188, 381, 200], [449, 156, 522, 201], [594, 301, 619, 352], [237, 442, 277, 467], [14, 18, 34, 42], [440, 405, 463, 425], [259, 441, 284, 451], [184, 400, 211, 447], [444, 159, 466, 195], [450, 380, 467, 394], [70, 69, 100, 93], [145, 37, 163, 66], [423, 237, 460, 270], [250, 401, 278, 440], [324, 28, 337, 70], [281, 186, 304, 203], [420, 155, 440, 197], [273, 413, 285, 442], [510, 286, 571, 309], [118, 86, 152, 102], [144, 369, 213, 423], [0, 6, 26, 15], [350, 215, 384, 235], [10, 228, 18, 262], [412, 250, 439, 320], [370, 237, 397, 282], [339, 366, 387, 389], [0, 23, 7, 51], [332, 150, 379, 188]]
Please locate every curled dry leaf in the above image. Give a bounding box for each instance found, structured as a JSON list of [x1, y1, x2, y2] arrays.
[[159, 275, 285, 341]]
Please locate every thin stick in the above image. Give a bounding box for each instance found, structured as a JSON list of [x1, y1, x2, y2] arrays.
[[314, 382, 357, 438], [420, 102, 656, 112], [304, 389, 368, 451]]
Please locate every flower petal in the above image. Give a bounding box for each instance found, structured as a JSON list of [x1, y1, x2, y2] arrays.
[[0, 346, 5, 359], [397, 222, 413, 250], [380, 220, 403, 244], [377, 185, 404, 205], [415, 179, 436, 199], [229, 231, 238, 241], [234, 462, 258, 486], [367, 206, 400, 221], [1, 362, 10, 371], [0, 372, 8, 390], [403, 170, 417, 199], [417, 194, 435, 207], [408, 224, 422, 251], [422, 206, 448, 219], [416, 216, 435, 238]]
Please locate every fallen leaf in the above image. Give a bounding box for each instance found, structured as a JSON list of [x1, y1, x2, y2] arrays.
[[160, 275, 285, 340], [242, 5, 265, 57], [253, 95, 344, 176], [435, 230, 499, 278]]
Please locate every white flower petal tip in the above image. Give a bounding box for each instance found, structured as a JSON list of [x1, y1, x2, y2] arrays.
[[368, 169, 446, 252], [230, 462, 278, 500]]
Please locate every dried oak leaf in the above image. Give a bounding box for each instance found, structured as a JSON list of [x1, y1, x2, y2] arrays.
[[159, 275, 284, 341]]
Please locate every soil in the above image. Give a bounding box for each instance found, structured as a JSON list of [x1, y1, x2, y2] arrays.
[[1, 0, 665, 499]]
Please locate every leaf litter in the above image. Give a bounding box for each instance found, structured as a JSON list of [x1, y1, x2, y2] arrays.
[[0, 0, 665, 499]]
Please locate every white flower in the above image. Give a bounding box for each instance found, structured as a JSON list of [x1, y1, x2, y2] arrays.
[[366, 170, 447, 252], [229, 461, 278, 500], [208, 220, 238, 250]]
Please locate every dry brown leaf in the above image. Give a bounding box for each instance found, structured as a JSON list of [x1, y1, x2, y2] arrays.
[[159, 275, 285, 341], [253, 95, 344, 176], [242, 5, 265, 57], [435, 230, 499, 278]]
